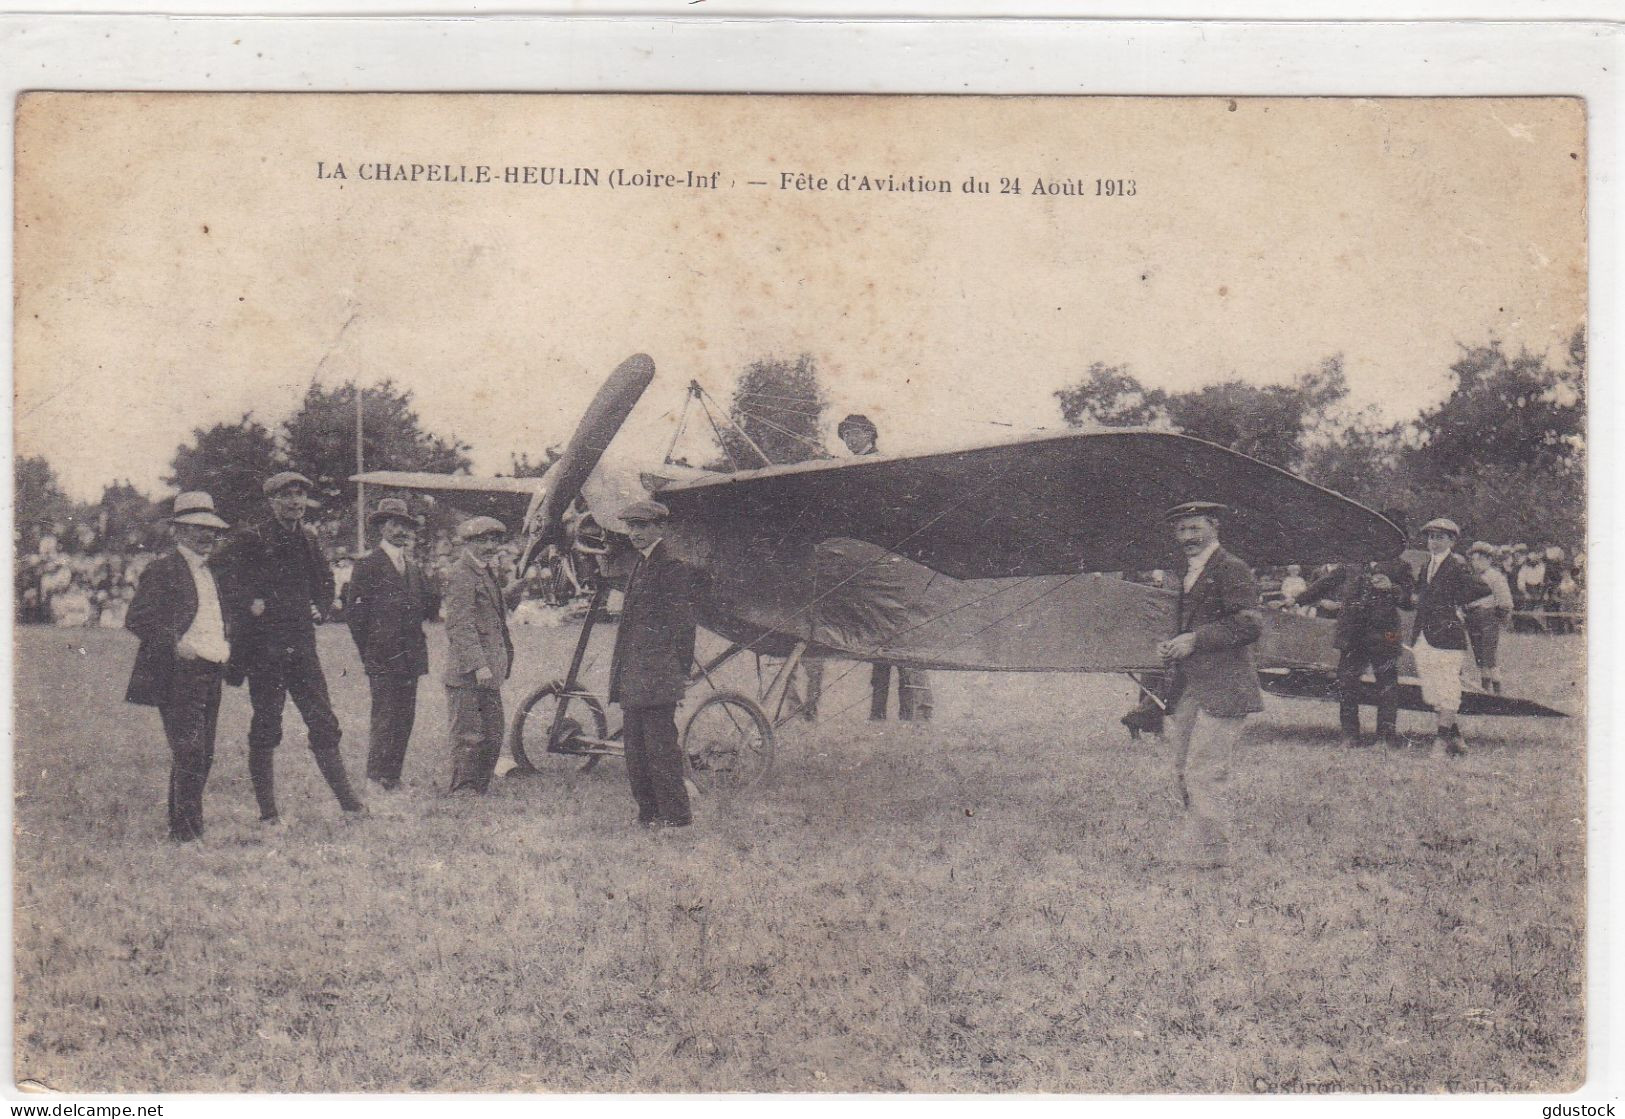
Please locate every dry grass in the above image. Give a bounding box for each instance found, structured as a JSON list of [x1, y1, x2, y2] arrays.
[[11, 622, 1585, 1093]]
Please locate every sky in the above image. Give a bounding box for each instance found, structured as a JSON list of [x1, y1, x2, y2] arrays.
[[14, 94, 1586, 502]]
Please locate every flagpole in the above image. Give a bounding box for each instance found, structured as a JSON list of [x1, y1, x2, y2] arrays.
[[355, 384, 365, 555]]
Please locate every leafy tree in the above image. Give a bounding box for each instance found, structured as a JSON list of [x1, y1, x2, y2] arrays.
[[1054, 355, 1349, 472], [95, 480, 163, 551], [1053, 362, 1172, 430], [1394, 333, 1585, 546], [509, 446, 562, 478], [715, 354, 830, 468], [14, 456, 75, 537], [282, 380, 472, 533], [165, 413, 284, 526]]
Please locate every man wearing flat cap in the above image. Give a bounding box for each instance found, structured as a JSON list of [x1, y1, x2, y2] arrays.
[[443, 516, 520, 794], [212, 471, 365, 822], [609, 499, 703, 832], [1409, 517, 1492, 756], [347, 497, 440, 792], [1157, 501, 1265, 869], [124, 493, 236, 842]]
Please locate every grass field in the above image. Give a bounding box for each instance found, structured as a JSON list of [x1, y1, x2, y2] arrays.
[[11, 621, 1586, 1093]]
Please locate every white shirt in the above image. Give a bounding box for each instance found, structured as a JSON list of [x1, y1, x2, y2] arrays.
[[379, 539, 407, 576], [1426, 551, 1448, 584], [176, 545, 230, 664], [1182, 541, 1221, 593]]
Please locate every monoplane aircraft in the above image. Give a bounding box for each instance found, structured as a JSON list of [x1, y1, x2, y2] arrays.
[[356, 354, 1565, 792]]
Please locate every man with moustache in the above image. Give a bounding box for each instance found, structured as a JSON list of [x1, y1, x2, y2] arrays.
[[608, 500, 703, 833], [1157, 501, 1265, 870], [213, 471, 366, 823], [124, 492, 235, 842], [346, 497, 439, 792]]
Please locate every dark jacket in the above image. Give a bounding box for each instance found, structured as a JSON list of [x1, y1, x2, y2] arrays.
[[609, 542, 702, 708], [1169, 545, 1265, 718], [124, 549, 232, 706], [1300, 558, 1414, 653], [1409, 551, 1491, 651], [442, 552, 516, 689], [212, 516, 333, 662], [346, 548, 438, 677]]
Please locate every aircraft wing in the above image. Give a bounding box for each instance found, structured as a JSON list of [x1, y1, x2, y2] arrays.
[[351, 470, 544, 525], [657, 429, 1402, 579]]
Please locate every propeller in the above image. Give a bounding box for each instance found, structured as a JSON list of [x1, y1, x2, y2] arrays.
[[518, 353, 656, 574]]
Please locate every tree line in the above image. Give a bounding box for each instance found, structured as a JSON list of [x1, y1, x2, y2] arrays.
[[16, 325, 1585, 554]]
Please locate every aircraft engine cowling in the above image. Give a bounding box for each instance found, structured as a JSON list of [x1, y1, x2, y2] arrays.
[[518, 353, 655, 573]]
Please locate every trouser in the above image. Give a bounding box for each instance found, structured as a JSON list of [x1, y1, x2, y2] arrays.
[[623, 703, 691, 826], [1411, 635, 1464, 728], [1465, 608, 1506, 684], [246, 642, 360, 818], [870, 663, 934, 721], [447, 685, 504, 793], [158, 659, 224, 840], [1168, 698, 1249, 857], [800, 657, 823, 720], [366, 674, 420, 783], [1334, 643, 1400, 738]]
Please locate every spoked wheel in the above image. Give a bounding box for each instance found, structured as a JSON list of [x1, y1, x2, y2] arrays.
[[507, 681, 610, 775], [682, 690, 775, 793]]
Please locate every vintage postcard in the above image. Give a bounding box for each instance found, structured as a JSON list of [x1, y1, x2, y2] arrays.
[[12, 93, 1586, 1094]]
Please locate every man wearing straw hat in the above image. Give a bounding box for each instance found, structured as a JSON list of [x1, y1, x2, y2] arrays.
[[124, 492, 235, 842], [213, 471, 366, 823], [347, 497, 439, 792]]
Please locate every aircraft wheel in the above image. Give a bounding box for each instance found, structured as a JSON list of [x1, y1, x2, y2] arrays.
[[508, 681, 609, 775], [682, 690, 775, 794]]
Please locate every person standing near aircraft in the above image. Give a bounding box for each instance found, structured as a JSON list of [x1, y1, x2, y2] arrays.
[[1285, 513, 1414, 749], [1464, 541, 1514, 694], [212, 472, 365, 824], [123, 492, 235, 842], [1157, 501, 1265, 869], [839, 413, 935, 723], [608, 500, 702, 832], [1409, 517, 1492, 755], [346, 497, 439, 792], [443, 516, 519, 795]]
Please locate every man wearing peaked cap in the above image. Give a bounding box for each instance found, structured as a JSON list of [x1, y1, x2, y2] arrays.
[[123, 493, 235, 842], [1156, 499, 1264, 870], [1409, 515, 1492, 756], [609, 498, 703, 832], [211, 471, 366, 823], [346, 497, 439, 792], [1464, 541, 1514, 695], [443, 516, 520, 794]]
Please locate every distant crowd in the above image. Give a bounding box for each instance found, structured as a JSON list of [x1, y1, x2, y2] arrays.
[[1264, 541, 1584, 634], [16, 521, 597, 630]]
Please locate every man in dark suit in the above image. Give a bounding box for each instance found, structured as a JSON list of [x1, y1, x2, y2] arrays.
[[1409, 517, 1492, 756], [346, 497, 439, 792], [1287, 513, 1415, 749], [1157, 501, 1265, 869], [442, 516, 519, 795], [609, 500, 702, 832], [212, 471, 365, 823], [124, 493, 235, 842]]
